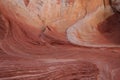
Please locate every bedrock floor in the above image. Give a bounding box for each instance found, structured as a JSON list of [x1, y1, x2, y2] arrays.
[[0, 44, 120, 80]]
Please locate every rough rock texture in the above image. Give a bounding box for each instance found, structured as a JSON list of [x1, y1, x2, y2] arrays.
[[0, 0, 120, 80], [111, 0, 120, 12]]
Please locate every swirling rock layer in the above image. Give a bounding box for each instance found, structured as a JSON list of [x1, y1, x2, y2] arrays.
[[0, 0, 120, 80], [0, 60, 99, 80]]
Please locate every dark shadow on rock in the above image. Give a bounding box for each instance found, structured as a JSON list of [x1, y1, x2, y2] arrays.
[[98, 13, 120, 44], [23, 0, 30, 7]]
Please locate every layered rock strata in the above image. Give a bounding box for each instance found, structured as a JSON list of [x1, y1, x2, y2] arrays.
[[0, 0, 120, 80]]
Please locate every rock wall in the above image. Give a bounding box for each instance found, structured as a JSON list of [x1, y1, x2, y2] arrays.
[[0, 0, 119, 48]]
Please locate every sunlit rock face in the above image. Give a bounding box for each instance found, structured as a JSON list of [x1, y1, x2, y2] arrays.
[[67, 0, 120, 47], [0, 0, 119, 48]]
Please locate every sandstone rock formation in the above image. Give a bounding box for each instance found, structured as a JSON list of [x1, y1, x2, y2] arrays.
[[0, 0, 120, 80]]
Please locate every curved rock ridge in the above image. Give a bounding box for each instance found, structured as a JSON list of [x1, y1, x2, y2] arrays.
[[0, 0, 120, 49]]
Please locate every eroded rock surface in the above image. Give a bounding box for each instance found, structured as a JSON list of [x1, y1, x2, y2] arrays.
[[0, 0, 120, 80]]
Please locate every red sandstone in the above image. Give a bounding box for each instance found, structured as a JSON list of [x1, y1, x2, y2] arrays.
[[0, 0, 120, 80]]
